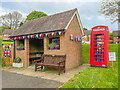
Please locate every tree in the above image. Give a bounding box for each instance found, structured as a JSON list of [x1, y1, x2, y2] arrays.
[[109, 32, 113, 40], [0, 11, 24, 30], [25, 11, 47, 21], [83, 28, 88, 30], [99, 0, 119, 23], [0, 27, 10, 33]]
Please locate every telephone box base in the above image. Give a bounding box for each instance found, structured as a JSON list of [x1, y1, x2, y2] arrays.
[[90, 65, 108, 68]]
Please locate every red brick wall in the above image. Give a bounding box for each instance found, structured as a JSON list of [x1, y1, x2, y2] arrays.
[[113, 37, 120, 43], [2, 34, 11, 40], [65, 15, 83, 71], [15, 39, 29, 68], [44, 14, 83, 71]]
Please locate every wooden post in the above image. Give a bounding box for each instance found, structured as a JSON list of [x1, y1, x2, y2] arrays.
[[112, 61, 113, 70]]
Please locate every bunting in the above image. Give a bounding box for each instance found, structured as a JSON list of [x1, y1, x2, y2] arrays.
[[70, 34, 83, 41], [10, 31, 64, 40]]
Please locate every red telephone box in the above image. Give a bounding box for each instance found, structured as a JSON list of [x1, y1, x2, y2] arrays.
[[90, 25, 109, 67]]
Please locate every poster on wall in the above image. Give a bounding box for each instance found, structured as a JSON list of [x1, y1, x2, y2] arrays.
[[4, 49, 11, 57]]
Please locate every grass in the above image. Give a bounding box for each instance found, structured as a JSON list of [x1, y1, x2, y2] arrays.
[[42, 67, 56, 72], [82, 44, 90, 63], [8, 66, 24, 70], [61, 44, 118, 88], [2, 41, 14, 44]]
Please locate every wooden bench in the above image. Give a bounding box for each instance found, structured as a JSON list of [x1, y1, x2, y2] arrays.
[[34, 54, 66, 75]]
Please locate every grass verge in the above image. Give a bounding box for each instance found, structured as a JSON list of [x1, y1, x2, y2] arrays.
[[61, 44, 118, 88]]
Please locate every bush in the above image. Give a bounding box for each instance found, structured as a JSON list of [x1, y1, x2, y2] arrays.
[[2, 58, 6, 67], [14, 57, 22, 63]]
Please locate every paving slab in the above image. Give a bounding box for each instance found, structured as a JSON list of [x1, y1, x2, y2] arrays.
[[2, 71, 63, 88], [2, 64, 90, 83]]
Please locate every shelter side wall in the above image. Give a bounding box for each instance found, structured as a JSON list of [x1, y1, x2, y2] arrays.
[[44, 36, 65, 55], [65, 15, 83, 71]]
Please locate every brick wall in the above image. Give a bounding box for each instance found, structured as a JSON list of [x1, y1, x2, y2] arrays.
[[44, 36, 65, 55], [15, 39, 29, 68], [44, 14, 83, 72], [64, 15, 83, 71], [14, 14, 83, 70], [113, 37, 120, 43], [2, 34, 11, 40]]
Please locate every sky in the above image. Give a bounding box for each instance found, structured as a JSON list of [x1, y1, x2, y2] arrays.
[[0, 0, 119, 32]]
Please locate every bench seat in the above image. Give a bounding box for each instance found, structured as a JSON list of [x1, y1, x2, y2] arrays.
[[34, 54, 66, 75]]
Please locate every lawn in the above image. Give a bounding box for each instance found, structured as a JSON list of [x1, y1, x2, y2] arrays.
[[2, 41, 14, 44], [61, 44, 118, 88]]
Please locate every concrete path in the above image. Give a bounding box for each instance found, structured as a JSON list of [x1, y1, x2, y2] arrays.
[[2, 64, 90, 83], [2, 71, 63, 88]]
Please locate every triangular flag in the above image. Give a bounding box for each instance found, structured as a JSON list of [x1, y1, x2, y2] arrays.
[[9, 45, 11, 48], [23, 36, 24, 39], [59, 32, 61, 35], [3, 45, 5, 48], [80, 36, 82, 41], [19, 37, 20, 39], [24, 36, 26, 39], [70, 34, 74, 41], [39, 34, 42, 37], [46, 33, 48, 37], [61, 31, 63, 35], [75, 36, 78, 41], [42, 34, 44, 37], [29, 35, 31, 39], [12, 37, 14, 40], [48, 33, 50, 37], [31, 35, 32, 38], [52, 32, 54, 36], [36, 34, 38, 38], [56, 32, 59, 35], [32, 35, 34, 38], [20, 37, 22, 40], [54, 32, 56, 36]]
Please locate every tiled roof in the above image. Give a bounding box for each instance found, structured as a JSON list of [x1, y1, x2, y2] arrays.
[[113, 30, 120, 37], [10, 8, 77, 37], [83, 30, 91, 35], [2, 30, 14, 34]]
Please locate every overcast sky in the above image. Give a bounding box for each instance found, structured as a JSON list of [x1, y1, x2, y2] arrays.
[[0, 0, 118, 32]]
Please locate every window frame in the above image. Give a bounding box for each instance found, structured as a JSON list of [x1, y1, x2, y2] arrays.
[[17, 40, 25, 50], [48, 36, 60, 50]]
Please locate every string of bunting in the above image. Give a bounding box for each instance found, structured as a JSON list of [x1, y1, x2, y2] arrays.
[[70, 34, 83, 41], [2, 44, 13, 49], [10, 31, 64, 40]]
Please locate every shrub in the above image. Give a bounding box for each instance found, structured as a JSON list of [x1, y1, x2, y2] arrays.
[[2, 58, 6, 67], [14, 57, 21, 63]]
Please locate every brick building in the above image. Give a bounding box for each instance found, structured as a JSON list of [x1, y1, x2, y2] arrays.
[[83, 30, 91, 41], [113, 30, 120, 44], [2, 30, 13, 40], [10, 8, 84, 72]]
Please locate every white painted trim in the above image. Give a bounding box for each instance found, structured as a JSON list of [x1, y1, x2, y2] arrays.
[[75, 10, 85, 35], [65, 10, 84, 36], [65, 12, 76, 30]]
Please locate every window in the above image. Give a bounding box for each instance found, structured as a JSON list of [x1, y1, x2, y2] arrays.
[[48, 37, 60, 50], [17, 40, 24, 50], [4, 34, 8, 37]]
